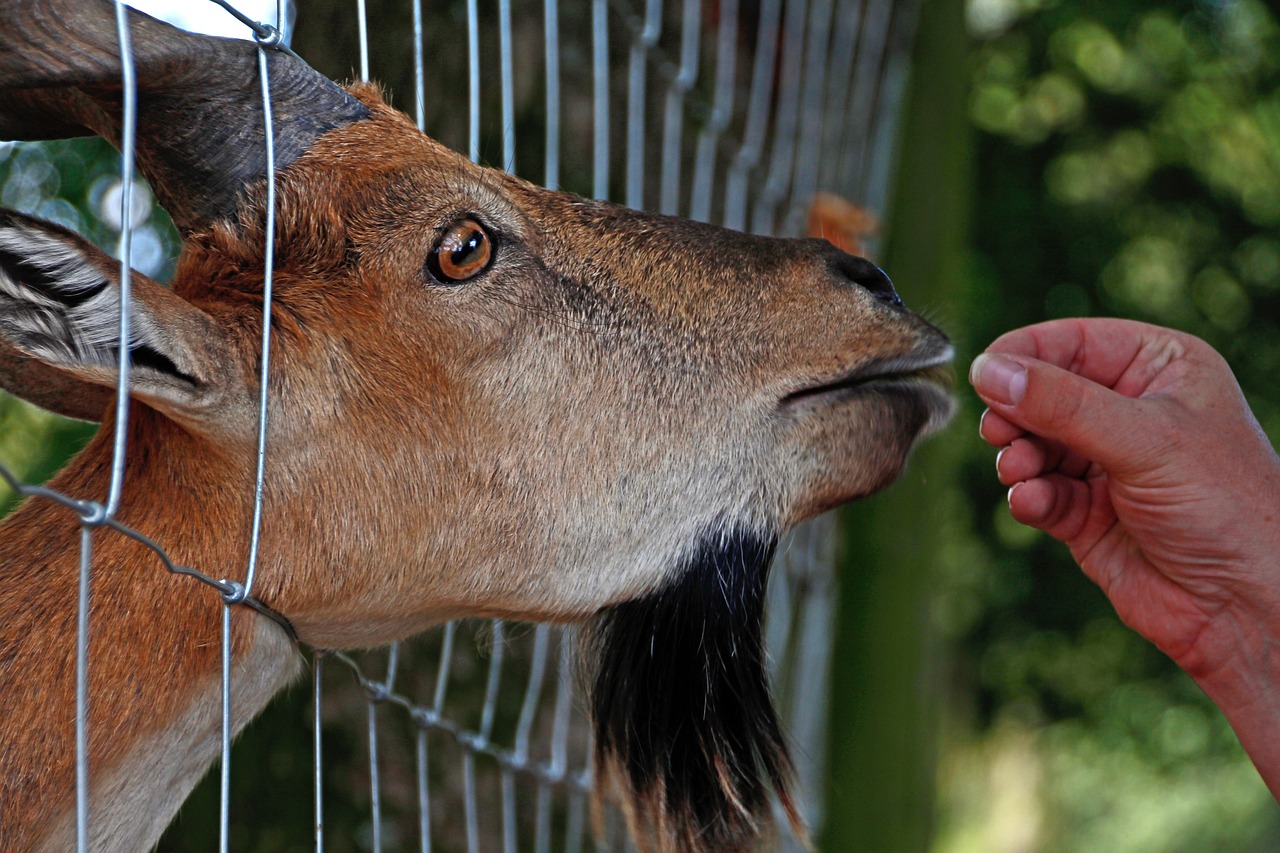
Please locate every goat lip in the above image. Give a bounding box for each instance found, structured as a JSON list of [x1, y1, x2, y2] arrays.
[[780, 348, 955, 409]]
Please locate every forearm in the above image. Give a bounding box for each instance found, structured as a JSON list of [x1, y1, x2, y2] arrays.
[[1182, 609, 1280, 798], [1211, 457, 1280, 796]]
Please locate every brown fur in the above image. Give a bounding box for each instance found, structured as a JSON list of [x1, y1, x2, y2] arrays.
[[0, 70, 952, 853]]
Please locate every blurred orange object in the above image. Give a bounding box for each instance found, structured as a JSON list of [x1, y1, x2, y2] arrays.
[[807, 192, 880, 258]]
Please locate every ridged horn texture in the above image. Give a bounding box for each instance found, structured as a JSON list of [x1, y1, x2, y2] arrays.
[[0, 0, 370, 234], [0, 0, 370, 420], [587, 527, 802, 852]]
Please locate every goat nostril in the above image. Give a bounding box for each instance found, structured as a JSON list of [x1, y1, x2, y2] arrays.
[[833, 255, 902, 307]]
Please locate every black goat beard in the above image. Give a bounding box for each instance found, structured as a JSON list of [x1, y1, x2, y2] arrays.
[[586, 527, 799, 852]]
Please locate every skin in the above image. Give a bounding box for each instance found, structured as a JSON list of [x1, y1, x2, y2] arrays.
[[969, 317, 1280, 798]]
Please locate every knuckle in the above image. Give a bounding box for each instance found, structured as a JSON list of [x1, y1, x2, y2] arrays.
[[1034, 371, 1087, 432]]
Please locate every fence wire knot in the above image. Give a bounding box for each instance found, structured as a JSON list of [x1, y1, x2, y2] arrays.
[[78, 501, 109, 527], [207, 0, 299, 58], [254, 25, 284, 48], [220, 579, 248, 605]]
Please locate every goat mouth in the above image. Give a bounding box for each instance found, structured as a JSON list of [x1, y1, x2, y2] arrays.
[[780, 348, 954, 409]]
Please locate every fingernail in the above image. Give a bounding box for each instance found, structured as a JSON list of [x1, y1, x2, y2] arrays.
[[970, 354, 1027, 406], [1007, 482, 1021, 505]]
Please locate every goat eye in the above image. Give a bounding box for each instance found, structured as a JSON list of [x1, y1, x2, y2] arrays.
[[426, 219, 493, 284]]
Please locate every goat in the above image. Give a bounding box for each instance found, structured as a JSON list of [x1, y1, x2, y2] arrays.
[[0, 1, 953, 850]]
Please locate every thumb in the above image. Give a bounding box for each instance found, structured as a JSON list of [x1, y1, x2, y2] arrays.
[[970, 352, 1154, 477]]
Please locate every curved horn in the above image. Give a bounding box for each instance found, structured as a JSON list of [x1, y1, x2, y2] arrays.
[[0, 0, 369, 421], [0, 0, 370, 234]]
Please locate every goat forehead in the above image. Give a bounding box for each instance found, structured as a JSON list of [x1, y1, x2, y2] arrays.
[[302, 118, 823, 290], [302, 92, 827, 275], [541, 199, 823, 280]]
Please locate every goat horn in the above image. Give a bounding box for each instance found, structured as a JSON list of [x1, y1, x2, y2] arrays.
[[0, 0, 370, 235], [0, 0, 369, 421]]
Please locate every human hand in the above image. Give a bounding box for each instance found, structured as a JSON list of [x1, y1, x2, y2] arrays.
[[970, 318, 1280, 792]]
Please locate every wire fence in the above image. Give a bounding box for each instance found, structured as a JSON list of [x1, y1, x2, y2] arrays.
[[0, 0, 921, 848]]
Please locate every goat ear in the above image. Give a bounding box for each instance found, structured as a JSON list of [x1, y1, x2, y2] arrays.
[[0, 209, 234, 424]]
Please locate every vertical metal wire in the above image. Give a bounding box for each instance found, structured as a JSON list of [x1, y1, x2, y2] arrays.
[[836, 0, 892, 195], [467, 0, 481, 163], [106, 0, 136, 518], [218, 604, 233, 853], [368, 697, 383, 853], [364, 647, 396, 853], [416, 728, 431, 853], [763, 543, 794, 683], [479, 620, 505, 742], [723, 0, 783, 230], [84, 25, 136, 853], [660, 0, 702, 215], [356, 0, 370, 81], [862, 0, 921, 219], [499, 0, 516, 172], [783, 0, 838, 236], [367, 644, 398, 853], [314, 654, 325, 853], [817, 0, 865, 193], [413, 0, 426, 132], [514, 624, 550, 763], [536, 782, 553, 853], [384, 642, 401, 694], [625, 0, 663, 209], [463, 752, 480, 853], [751, 0, 810, 235], [592, 0, 610, 199], [501, 0, 517, 172], [242, 44, 279, 602], [433, 622, 457, 713], [549, 629, 574, 775], [509, 625, 550, 852], [222, 39, 280, 853], [544, 0, 561, 189], [75, 523, 93, 852], [690, 0, 738, 222], [501, 768, 518, 853], [542, 628, 575, 853], [786, 548, 836, 838]]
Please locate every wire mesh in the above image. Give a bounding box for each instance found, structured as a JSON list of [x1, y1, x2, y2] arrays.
[[0, 0, 922, 848]]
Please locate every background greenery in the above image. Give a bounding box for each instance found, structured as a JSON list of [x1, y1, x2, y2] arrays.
[[3, 0, 1279, 849], [835, 0, 1280, 850]]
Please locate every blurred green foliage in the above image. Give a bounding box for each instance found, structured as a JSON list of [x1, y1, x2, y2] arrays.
[[964, 0, 1280, 436], [932, 0, 1280, 850]]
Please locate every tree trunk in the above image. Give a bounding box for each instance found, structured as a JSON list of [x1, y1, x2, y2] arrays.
[[821, 0, 972, 849]]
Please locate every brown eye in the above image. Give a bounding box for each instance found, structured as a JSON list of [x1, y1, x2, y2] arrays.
[[426, 219, 494, 284]]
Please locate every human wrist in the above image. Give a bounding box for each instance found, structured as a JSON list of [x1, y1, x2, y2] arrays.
[[1179, 602, 1280, 794]]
